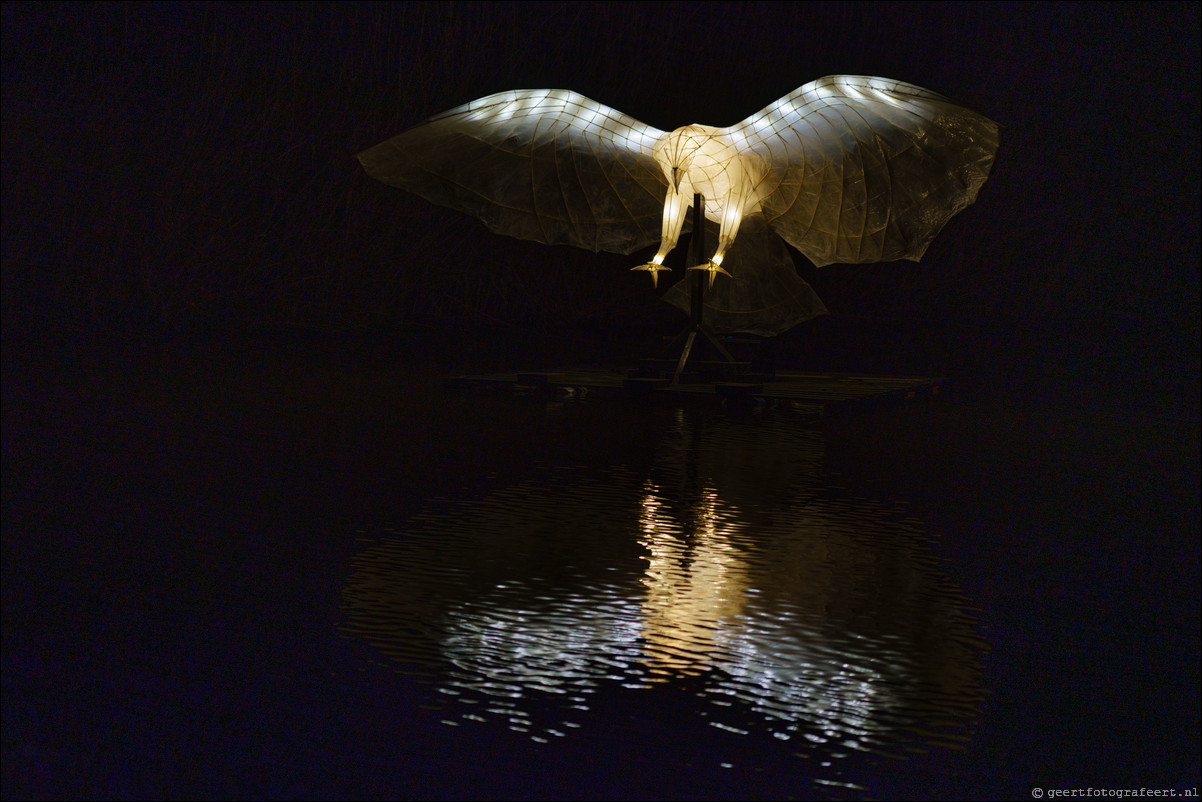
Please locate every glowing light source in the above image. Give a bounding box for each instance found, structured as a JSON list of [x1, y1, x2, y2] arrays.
[[358, 76, 998, 335]]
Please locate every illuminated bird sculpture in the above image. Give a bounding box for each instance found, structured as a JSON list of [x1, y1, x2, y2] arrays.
[[357, 76, 998, 336]]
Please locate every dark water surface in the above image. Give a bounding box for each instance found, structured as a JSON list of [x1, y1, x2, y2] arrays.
[[3, 334, 1198, 800]]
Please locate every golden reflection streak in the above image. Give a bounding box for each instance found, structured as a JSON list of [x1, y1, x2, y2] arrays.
[[637, 483, 750, 679], [634, 477, 898, 745]]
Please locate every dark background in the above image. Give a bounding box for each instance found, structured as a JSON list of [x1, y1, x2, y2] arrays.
[[2, 4, 1200, 799], [2, 1, 1199, 397]]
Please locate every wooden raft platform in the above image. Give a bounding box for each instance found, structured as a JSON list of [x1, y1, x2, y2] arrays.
[[444, 363, 947, 413]]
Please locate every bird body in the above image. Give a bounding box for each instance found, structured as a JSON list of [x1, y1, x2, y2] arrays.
[[642, 124, 767, 284]]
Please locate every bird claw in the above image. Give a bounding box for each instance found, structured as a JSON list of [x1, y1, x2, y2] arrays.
[[688, 261, 732, 288], [631, 263, 672, 288]]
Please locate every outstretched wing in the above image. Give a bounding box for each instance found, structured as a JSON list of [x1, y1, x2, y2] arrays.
[[732, 75, 999, 267], [357, 89, 669, 255]]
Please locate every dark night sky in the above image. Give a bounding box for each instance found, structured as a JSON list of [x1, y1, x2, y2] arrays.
[[2, 1, 1199, 390]]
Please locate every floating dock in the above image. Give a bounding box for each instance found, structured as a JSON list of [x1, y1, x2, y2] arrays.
[[445, 360, 946, 414]]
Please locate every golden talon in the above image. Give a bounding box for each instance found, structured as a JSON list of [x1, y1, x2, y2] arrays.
[[631, 263, 672, 288], [688, 260, 732, 288]]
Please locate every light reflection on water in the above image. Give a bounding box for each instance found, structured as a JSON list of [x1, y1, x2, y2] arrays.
[[341, 402, 985, 780]]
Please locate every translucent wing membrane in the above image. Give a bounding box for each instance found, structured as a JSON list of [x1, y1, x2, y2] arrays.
[[357, 89, 669, 254], [662, 215, 828, 337], [731, 76, 999, 267]]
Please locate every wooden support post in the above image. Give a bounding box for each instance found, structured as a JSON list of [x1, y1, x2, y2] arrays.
[[690, 192, 704, 327], [673, 192, 735, 384]]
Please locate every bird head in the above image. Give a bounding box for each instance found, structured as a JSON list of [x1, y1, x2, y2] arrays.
[[654, 125, 715, 196], [670, 165, 684, 194]]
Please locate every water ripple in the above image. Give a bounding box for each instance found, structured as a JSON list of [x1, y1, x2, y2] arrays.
[[341, 406, 986, 784]]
